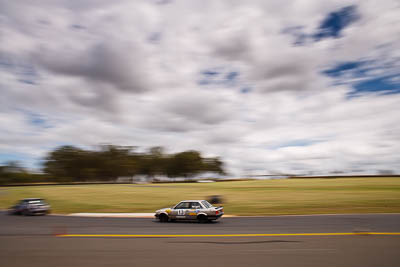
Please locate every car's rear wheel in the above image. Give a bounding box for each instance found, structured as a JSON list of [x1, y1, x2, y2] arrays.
[[159, 213, 169, 222], [197, 214, 208, 223], [22, 209, 30, 216]]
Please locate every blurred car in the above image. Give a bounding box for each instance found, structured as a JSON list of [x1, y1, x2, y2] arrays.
[[8, 198, 51, 216], [155, 200, 223, 223]]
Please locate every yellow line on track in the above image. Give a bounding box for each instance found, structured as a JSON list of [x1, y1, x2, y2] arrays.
[[57, 232, 400, 238]]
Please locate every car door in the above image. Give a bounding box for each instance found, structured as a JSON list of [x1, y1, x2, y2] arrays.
[[187, 202, 203, 220], [170, 202, 190, 219]]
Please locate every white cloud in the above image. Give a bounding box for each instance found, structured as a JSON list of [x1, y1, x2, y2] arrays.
[[0, 0, 399, 175]]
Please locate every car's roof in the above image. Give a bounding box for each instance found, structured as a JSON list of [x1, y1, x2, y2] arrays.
[[179, 200, 206, 202], [23, 198, 43, 201]]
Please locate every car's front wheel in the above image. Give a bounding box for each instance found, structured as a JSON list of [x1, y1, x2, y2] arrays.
[[159, 213, 169, 222], [7, 209, 16, 215]]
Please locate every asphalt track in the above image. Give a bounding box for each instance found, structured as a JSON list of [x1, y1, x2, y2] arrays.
[[1, 212, 400, 267]]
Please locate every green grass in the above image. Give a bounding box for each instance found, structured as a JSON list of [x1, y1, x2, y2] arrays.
[[1, 178, 400, 215]]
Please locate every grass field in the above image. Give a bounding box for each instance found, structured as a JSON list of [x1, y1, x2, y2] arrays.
[[1, 178, 400, 215]]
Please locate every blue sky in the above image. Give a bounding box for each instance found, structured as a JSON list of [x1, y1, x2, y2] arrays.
[[313, 5, 359, 40], [0, 0, 399, 175], [323, 60, 400, 96]]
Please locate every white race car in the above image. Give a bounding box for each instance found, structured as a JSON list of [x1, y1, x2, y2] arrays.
[[155, 200, 224, 223]]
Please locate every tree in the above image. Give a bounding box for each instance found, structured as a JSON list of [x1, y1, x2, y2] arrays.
[[43, 145, 226, 182], [203, 157, 225, 175], [0, 161, 45, 184], [43, 146, 85, 181], [166, 151, 204, 178]]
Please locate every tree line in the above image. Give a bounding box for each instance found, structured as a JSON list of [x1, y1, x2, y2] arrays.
[[0, 145, 225, 184]]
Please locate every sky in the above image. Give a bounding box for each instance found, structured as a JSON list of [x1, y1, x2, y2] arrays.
[[0, 0, 399, 176]]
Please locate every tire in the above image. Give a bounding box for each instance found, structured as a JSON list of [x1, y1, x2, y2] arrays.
[[7, 210, 15, 215], [159, 213, 169, 222], [22, 209, 30, 216], [197, 214, 208, 223]]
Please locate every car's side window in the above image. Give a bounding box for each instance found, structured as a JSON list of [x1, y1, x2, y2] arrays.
[[175, 202, 190, 209], [191, 202, 202, 209]]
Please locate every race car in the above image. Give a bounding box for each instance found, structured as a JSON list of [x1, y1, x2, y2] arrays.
[[155, 200, 224, 223], [8, 198, 51, 216]]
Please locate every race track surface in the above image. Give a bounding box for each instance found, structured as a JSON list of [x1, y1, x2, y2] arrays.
[[1, 212, 399, 266]]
